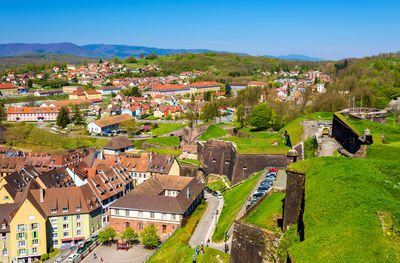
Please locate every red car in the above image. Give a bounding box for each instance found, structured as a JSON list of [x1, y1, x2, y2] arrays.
[[268, 168, 279, 173]]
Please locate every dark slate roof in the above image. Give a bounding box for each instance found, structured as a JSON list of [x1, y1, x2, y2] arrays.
[[3, 166, 41, 199], [110, 175, 204, 214], [37, 167, 75, 188], [104, 136, 133, 150], [0, 203, 19, 233]]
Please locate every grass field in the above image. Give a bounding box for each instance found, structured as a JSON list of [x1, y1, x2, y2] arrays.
[[222, 136, 289, 154], [144, 147, 182, 156], [212, 171, 263, 242], [148, 201, 229, 263], [147, 123, 186, 136], [146, 136, 180, 147], [178, 158, 201, 166], [4, 123, 108, 154], [287, 115, 400, 263], [207, 178, 227, 192], [198, 125, 227, 141], [244, 192, 285, 232]]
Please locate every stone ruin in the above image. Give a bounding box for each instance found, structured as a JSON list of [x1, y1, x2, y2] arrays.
[[339, 107, 387, 125]]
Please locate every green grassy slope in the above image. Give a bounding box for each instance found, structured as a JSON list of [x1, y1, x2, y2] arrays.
[[198, 125, 227, 140]]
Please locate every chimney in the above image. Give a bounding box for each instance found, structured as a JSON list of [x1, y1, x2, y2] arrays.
[[40, 188, 44, 203], [186, 188, 190, 199]]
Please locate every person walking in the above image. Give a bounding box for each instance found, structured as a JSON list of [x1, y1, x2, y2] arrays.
[[192, 254, 196, 263], [100, 257, 104, 262]]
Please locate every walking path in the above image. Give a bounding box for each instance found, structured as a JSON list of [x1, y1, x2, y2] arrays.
[[318, 137, 339, 156], [189, 192, 223, 248]]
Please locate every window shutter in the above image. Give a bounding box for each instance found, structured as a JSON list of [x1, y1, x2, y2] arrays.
[[16, 233, 19, 240], [25, 232, 27, 239], [17, 249, 20, 256], [32, 232, 34, 239]]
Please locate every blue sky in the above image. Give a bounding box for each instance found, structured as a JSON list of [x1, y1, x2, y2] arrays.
[[1, 0, 399, 60]]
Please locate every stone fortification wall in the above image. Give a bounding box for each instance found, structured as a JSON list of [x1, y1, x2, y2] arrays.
[[141, 142, 179, 150], [182, 123, 213, 144]]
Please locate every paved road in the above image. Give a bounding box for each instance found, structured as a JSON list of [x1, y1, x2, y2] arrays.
[[274, 169, 287, 189], [81, 243, 153, 263], [318, 138, 339, 156], [189, 192, 223, 248]]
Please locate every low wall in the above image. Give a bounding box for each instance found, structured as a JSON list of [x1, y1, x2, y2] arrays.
[[230, 220, 280, 263]]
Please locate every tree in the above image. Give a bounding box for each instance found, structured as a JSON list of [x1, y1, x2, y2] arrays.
[[204, 91, 211, 101], [201, 101, 219, 122], [166, 114, 172, 120], [249, 104, 276, 130], [146, 52, 158, 60], [112, 56, 120, 64], [98, 227, 117, 244], [234, 104, 246, 128], [126, 56, 137, 63], [139, 53, 145, 59], [56, 107, 71, 128], [120, 119, 140, 134], [225, 82, 231, 95], [99, 59, 103, 63], [72, 105, 83, 125], [120, 227, 139, 244], [140, 225, 160, 249]]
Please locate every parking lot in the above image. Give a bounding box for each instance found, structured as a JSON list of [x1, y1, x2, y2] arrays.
[[80, 244, 154, 263]]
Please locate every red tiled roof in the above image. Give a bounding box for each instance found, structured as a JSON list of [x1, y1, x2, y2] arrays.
[[0, 83, 17, 89], [190, 81, 220, 87], [153, 84, 188, 90]]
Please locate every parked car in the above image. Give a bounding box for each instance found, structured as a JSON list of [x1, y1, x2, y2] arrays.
[[216, 193, 223, 199], [258, 185, 270, 191], [253, 191, 264, 198], [67, 253, 79, 262], [212, 191, 218, 197], [269, 168, 279, 173], [205, 187, 212, 193], [246, 204, 251, 209]]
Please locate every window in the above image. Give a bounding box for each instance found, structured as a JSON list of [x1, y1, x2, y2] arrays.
[[17, 224, 26, 231], [18, 249, 26, 256], [1, 233, 6, 240], [162, 213, 167, 220], [76, 215, 81, 221], [115, 209, 119, 216], [77, 230, 82, 236], [63, 208, 68, 213], [2, 249, 7, 256], [50, 218, 57, 224], [138, 223, 143, 230], [1, 223, 5, 230], [62, 216, 68, 222], [18, 240, 26, 248], [32, 239, 39, 246], [76, 222, 81, 228], [17, 233, 25, 240], [51, 209, 57, 214], [63, 224, 69, 230], [32, 247, 38, 254], [171, 214, 176, 220], [150, 212, 155, 218], [76, 206, 81, 212], [30, 223, 39, 230], [125, 210, 129, 216], [138, 211, 143, 217], [63, 232, 69, 238], [52, 232, 58, 238], [32, 231, 38, 239]]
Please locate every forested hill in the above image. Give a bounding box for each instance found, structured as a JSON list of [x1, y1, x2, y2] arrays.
[[0, 53, 98, 69]]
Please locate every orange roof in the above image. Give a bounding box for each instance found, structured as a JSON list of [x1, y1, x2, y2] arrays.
[[71, 91, 85, 96], [84, 90, 101, 95], [153, 84, 188, 90], [0, 83, 17, 89], [190, 81, 220, 87], [7, 107, 63, 114]]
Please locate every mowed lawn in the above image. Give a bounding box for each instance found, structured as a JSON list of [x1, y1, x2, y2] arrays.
[[222, 137, 289, 154], [212, 171, 263, 242], [146, 136, 180, 147], [148, 201, 229, 263], [198, 125, 227, 140], [149, 123, 186, 136], [244, 192, 285, 232]]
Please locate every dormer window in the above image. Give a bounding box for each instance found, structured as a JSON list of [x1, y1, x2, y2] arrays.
[[1, 223, 6, 230], [51, 209, 57, 214], [62, 208, 68, 213], [76, 206, 81, 212]]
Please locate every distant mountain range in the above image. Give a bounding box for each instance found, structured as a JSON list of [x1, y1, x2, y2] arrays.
[[0, 42, 324, 61], [264, 54, 324, 61]]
